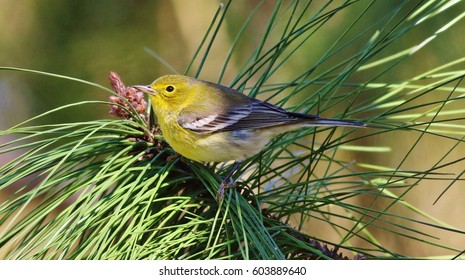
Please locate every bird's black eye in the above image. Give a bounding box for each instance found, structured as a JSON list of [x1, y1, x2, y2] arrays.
[[166, 85, 175, 92]]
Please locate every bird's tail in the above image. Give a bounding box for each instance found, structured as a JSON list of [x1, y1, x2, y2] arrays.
[[287, 111, 365, 128], [302, 117, 366, 128]]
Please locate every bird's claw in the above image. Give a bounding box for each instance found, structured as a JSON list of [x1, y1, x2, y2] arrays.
[[216, 181, 236, 201]]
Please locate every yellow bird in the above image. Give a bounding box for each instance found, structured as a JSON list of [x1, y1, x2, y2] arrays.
[[134, 75, 365, 198]]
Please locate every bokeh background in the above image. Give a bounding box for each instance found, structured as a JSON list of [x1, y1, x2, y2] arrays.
[[1, 0, 465, 257]]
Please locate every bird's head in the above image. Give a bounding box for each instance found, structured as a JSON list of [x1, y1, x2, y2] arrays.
[[133, 75, 198, 114]]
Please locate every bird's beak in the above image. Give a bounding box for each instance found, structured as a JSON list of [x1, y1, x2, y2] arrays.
[[133, 85, 156, 95]]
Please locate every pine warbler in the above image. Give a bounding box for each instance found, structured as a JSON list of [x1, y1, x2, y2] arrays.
[[134, 75, 365, 198]]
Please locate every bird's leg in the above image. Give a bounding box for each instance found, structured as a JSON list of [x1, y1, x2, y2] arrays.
[[216, 161, 242, 200]]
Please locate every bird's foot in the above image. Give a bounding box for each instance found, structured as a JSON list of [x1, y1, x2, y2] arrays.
[[215, 161, 241, 201], [216, 180, 237, 201], [166, 153, 180, 161]]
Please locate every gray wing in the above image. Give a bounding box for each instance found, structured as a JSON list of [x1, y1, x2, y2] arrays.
[[178, 97, 311, 134]]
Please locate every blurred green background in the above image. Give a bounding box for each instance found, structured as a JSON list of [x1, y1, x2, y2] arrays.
[[1, 0, 465, 257]]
